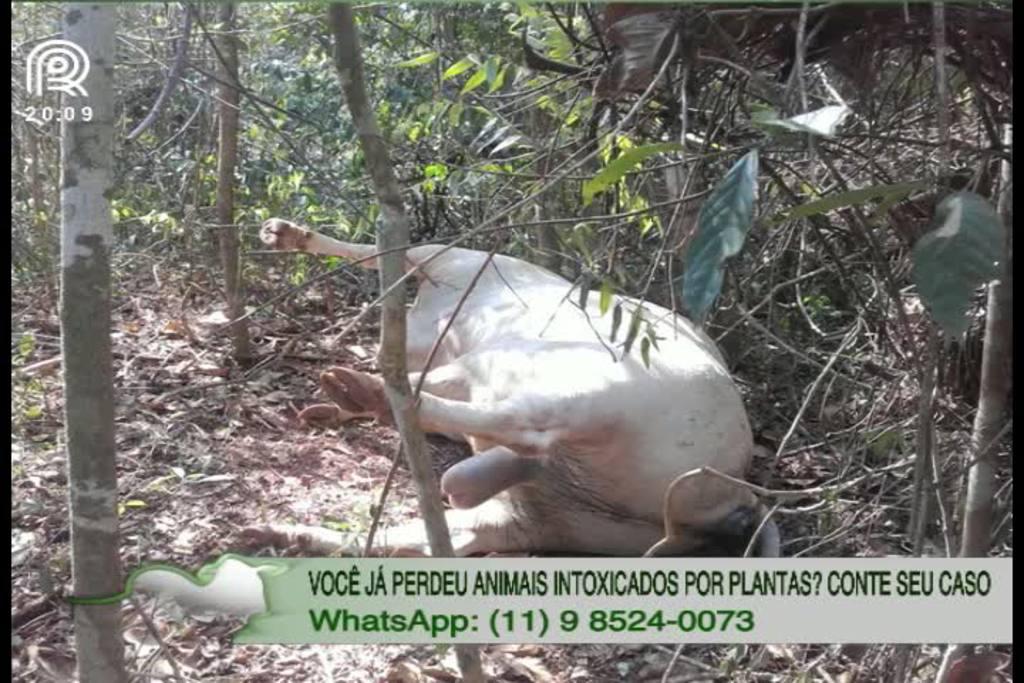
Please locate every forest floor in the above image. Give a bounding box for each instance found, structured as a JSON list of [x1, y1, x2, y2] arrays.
[[11, 254, 1011, 682]]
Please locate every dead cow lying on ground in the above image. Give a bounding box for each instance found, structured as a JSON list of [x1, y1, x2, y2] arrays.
[[255, 218, 779, 557]]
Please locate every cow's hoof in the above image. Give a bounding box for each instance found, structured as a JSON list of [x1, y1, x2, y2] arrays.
[[260, 218, 311, 251], [320, 367, 393, 426]]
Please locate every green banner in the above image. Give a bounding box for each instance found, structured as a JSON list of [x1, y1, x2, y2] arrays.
[[72, 556, 1013, 644]]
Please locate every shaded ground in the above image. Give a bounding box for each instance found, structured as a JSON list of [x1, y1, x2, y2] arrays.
[[11, 254, 1011, 681]]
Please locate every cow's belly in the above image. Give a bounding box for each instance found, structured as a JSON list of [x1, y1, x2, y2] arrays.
[[448, 340, 752, 523]]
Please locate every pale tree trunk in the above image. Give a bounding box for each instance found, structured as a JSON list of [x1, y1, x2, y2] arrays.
[[326, 5, 484, 682], [215, 2, 251, 360], [59, 4, 128, 682], [960, 124, 1013, 557]]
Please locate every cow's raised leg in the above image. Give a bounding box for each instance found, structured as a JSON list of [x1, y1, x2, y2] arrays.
[[260, 218, 484, 281], [261, 218, 381, 267], [318, 366, 579, 456]]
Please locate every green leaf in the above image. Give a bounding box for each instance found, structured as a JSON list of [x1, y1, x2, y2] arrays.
[[577, 273, 591, 311], [868, 429, 903, 459], [787, 180, 929, 220], [610, 303, 623, 342], [443, 57, 476, 80], [17, 333, 35, 360], [447, 101, 464, 127], [911, 191, 1004, 336], [582, 142, 681, 206], [461, 68, 488, 95], [488, 65, 508, 93], [640, 336, 651, 369], [484, 58, 499, 85], [599, 281, 613, 316], [683, 149, 759, 323], [397, 51, 439, 68], [423, 163, 448, 180], [623, 307, 643, 354]]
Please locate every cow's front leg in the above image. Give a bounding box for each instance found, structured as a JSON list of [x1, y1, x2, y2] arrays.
[[318, 364, 471, 428], [318, 367, 557, 452], [372, 495, 545, 557]]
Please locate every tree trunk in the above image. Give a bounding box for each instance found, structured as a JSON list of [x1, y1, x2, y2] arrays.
[[215, 2, 252, 361], [326, 6, 484, 681], [960, 124, 1013, 557], [59, 5, 128, 682]]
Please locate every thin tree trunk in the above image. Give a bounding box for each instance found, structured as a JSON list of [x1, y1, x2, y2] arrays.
[[215, 2, 251, 360], [909, 326, 938, 552], [326, 6, 484, 681], [960, 124, 1013, 557], [59, 5, 128, 681]]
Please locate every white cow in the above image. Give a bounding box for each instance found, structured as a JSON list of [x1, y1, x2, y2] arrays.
[[257, 219, 778, 557]]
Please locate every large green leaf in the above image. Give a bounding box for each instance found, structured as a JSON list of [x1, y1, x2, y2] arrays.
[[443, 57, 476, 81], [911, 191, 1005, 336], [682, 149, 759, 323], [582, 142, 681, 206], [461, 67, 488, 95], [396, 51, 439, 68], [787, 180, 929, 219]]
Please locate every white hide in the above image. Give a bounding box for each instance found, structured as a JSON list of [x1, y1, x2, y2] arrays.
[[261, 220, 757, 556]]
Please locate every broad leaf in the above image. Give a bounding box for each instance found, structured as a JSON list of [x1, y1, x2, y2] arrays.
[[623, 307, 643, 354], [484, 58, 499, 85], [788, 180, 929, 219], [911, 191, 1004, 336], [397, 51, 438, 68], [461, 67, 488, 95], [577, 273, 591, 311], [488, 135, 523, 157], [487, 65, 508, 93], [599, 281, 613, 315], [443, 57, 476, 80], [683, 149, 759, 323], [447, 101, 464, 128], [756, 105, 852, 138], [582, 142, 681, 206], [610, 303, 623, 342]]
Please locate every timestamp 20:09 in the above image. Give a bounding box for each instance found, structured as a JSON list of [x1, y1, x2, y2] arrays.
[[25, 106, 94, 122]]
